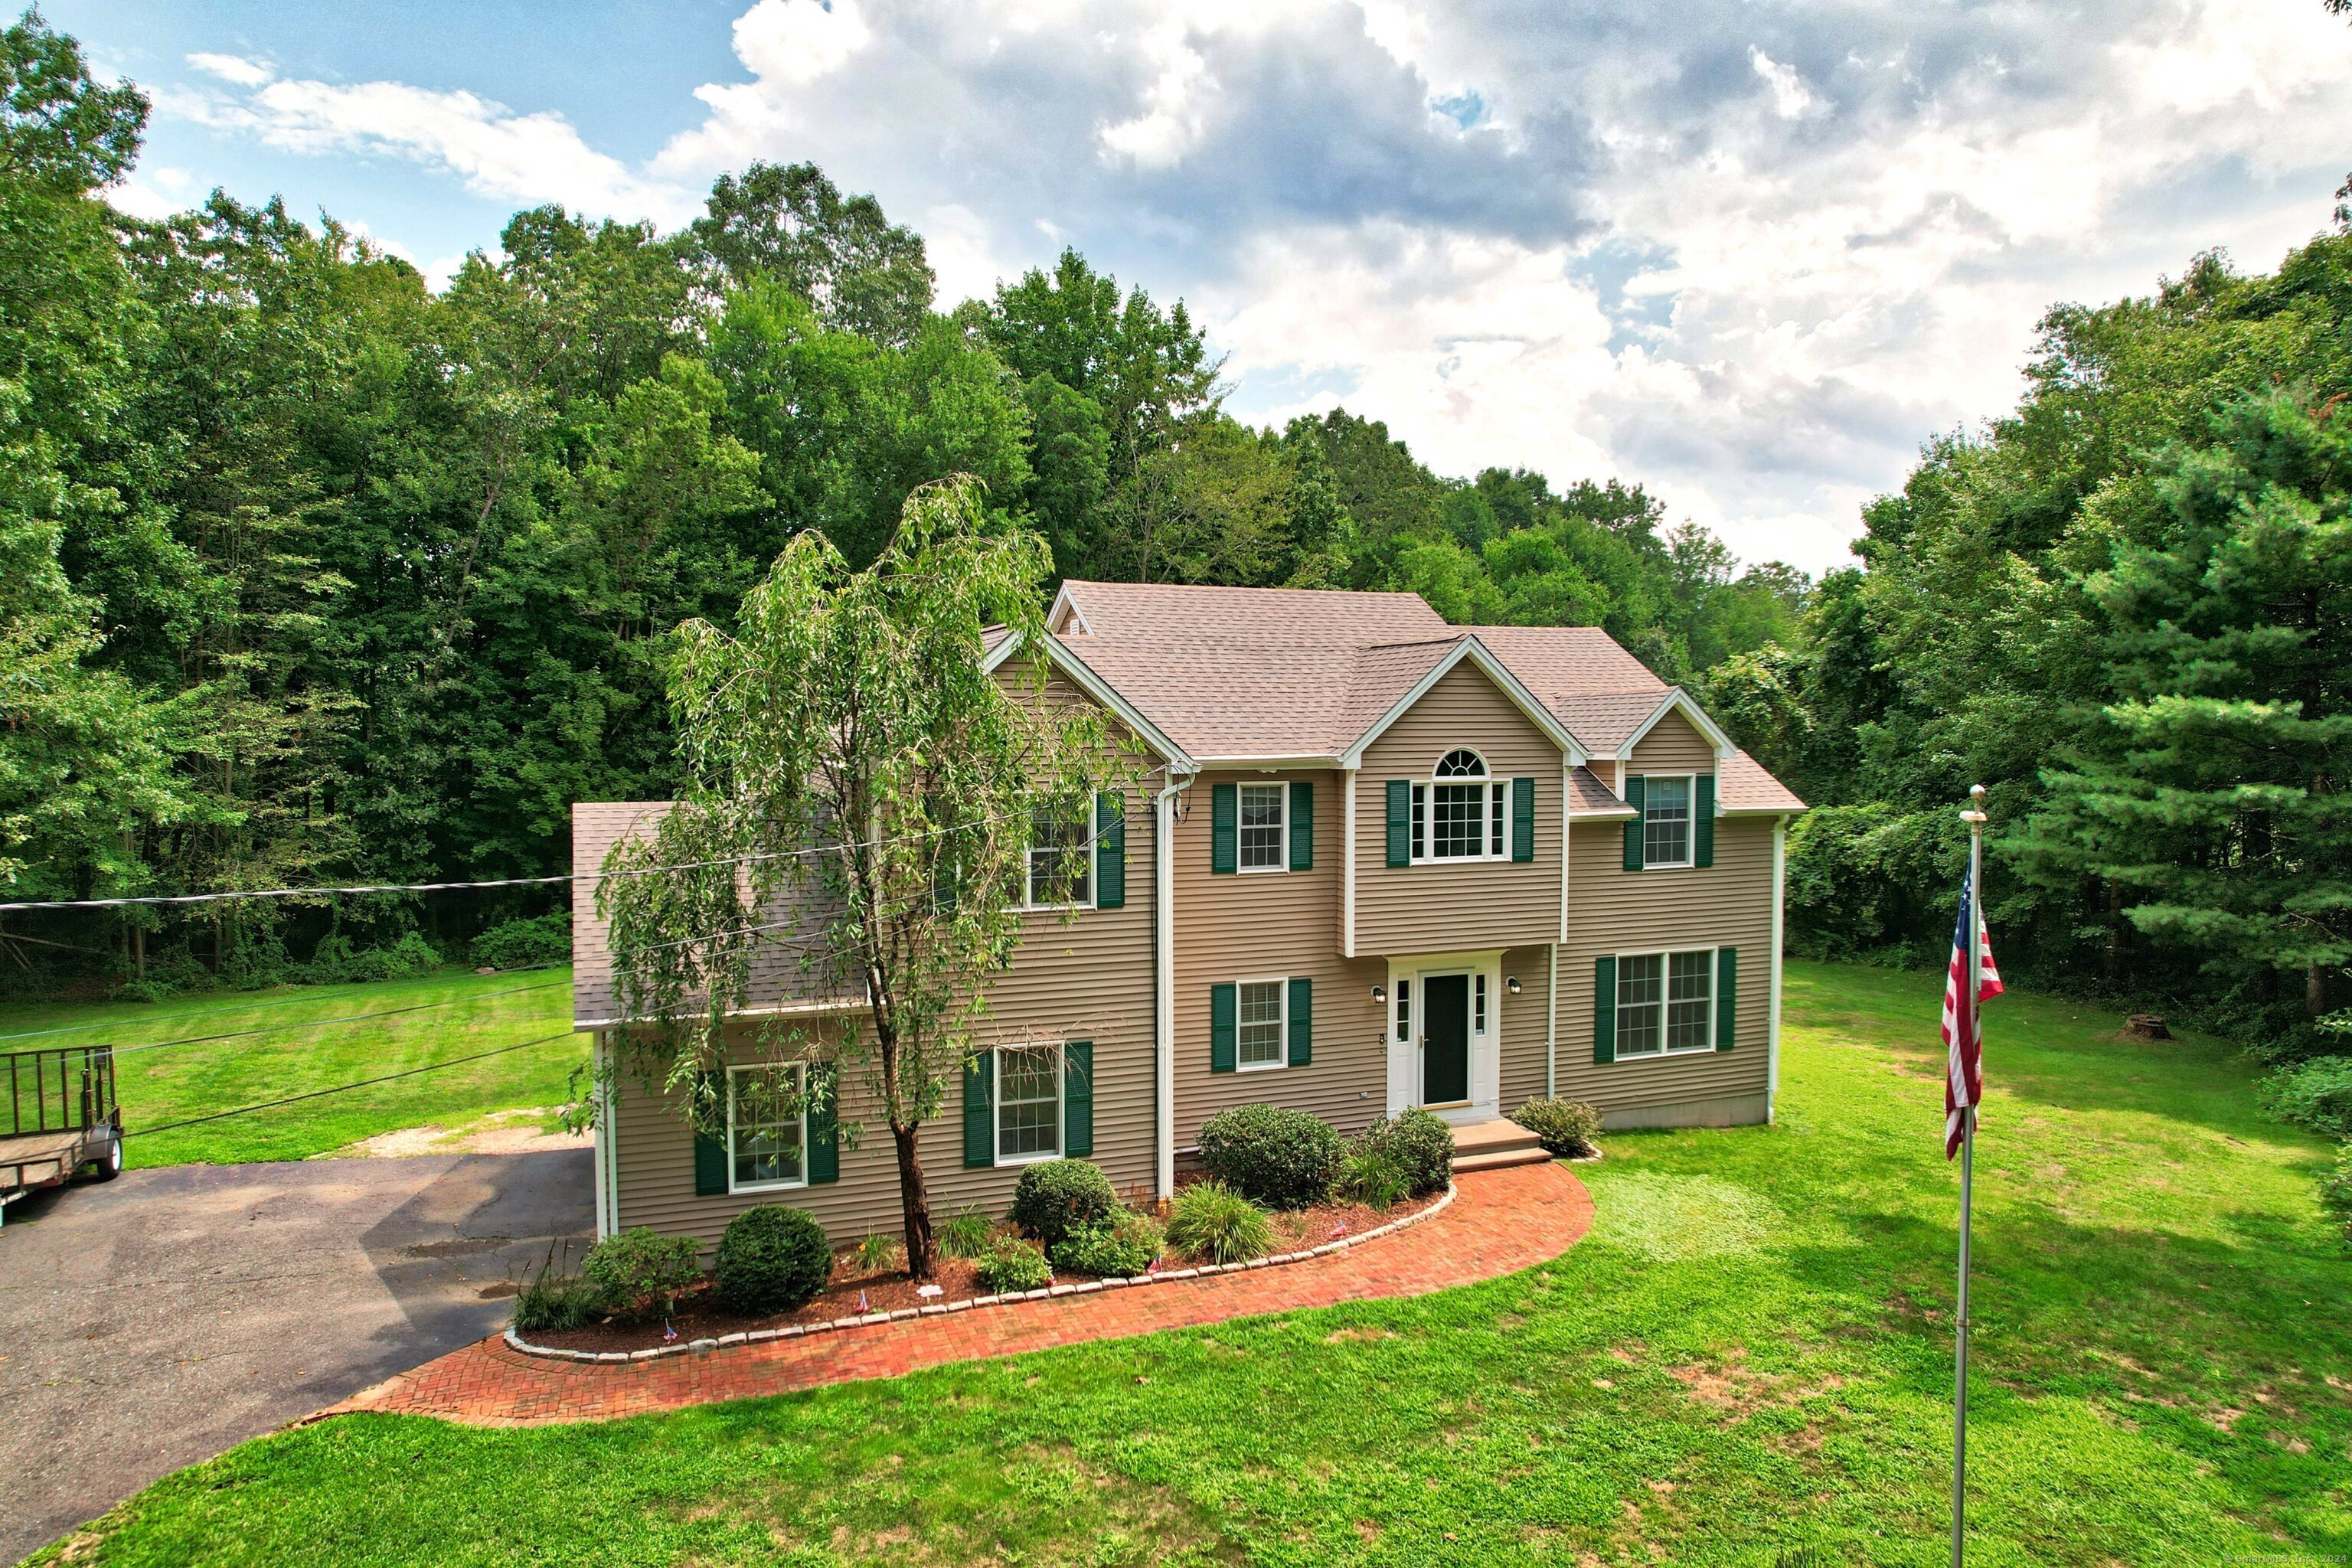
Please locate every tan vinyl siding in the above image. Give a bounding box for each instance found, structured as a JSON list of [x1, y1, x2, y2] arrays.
[[1171, 769, 1390, 1146], [1629, 708, 1717, 774], [1498, 945, 1555, 1109], [1353, 663, 1567, 956], [1551, 815, 1774, 1124]]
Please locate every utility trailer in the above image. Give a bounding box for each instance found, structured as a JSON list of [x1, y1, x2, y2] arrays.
[[0, 1042, 121, 1227]]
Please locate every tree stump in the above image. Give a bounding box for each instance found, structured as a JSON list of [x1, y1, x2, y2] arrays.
[[2122, 1013, 2171, 1040]]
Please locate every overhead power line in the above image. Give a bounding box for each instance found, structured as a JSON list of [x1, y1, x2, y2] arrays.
[[0, 806, 1034, 913], [122, 1029, 583, 1140]]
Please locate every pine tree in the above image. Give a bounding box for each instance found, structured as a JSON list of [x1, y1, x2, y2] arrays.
[[2026, 389, 2352, 1012]]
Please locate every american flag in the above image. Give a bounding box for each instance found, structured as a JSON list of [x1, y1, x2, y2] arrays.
[[1943, 868, 2005, 1158]]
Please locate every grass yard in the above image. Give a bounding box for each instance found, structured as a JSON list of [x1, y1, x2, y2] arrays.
[[0, 968, 585, 1167], [28, 960, 2352, 1566]]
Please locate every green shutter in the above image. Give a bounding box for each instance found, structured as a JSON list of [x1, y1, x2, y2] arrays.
[[1289, 780, 1314, 871], [1063, 1040, 1093, 1155], [1511, 776, 1536, 862], [1593, 956, 1618, 1064], [1095, 791, 1125, 908], [694, 1071, 728, 1194], [808, 1064, 840, 1183], [1385, 780, 1410, 867], [1694, 773, 1716, 868], [962, 1051, 994, 1168], [1715, 948, 1737, 1051], [1210, 983, 1237, 1073], [1622, 775, 1647, 871], [1211, 782, 1238, 874], [1287, 976, 1312, 1067]]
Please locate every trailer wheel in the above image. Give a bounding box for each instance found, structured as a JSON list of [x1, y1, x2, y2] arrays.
[[83, 1133, 122, 1182]]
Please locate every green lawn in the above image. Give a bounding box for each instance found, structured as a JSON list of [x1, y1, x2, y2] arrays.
[[0, 968, 585, 1166], [28, 961, 2352, 1566]]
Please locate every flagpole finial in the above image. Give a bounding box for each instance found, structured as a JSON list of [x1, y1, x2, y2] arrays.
[[1962, 783, 1988, 825]]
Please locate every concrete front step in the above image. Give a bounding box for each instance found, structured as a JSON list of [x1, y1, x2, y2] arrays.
[[1449, 1117, 1552, 1173]]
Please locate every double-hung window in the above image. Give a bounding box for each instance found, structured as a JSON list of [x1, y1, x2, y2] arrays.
[[1410, 750, 1506, 862], [1236, 978, 1285, 1069], [727, 1063, 807, 1192], [1615, 949, 1716, 1057], [995, 1044, 1062, 1161], [1238, 783, 1285, 871], [1642, 776, 1694, 867], [1027, 804, 1092, 908]]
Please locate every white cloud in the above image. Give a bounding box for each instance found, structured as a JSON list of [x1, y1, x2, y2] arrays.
[[168, 70, 694, 224], [1748, 48, 1816, 120], [730, 0, 874, 88], [187, 51, 273, 87]]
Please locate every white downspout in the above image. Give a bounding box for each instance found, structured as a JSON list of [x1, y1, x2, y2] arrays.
[[1550, 762, 1570, 1099], [1155, 769, 1186, 1199], [1341, 763, 1358, 958], [1769, 814, 1788, 1124], [593, 1031, 619, 1239]]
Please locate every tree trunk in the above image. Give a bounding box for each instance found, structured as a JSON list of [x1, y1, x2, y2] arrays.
[[892, 1122, 938, 1282], [2310, 960, 2332, 1018]]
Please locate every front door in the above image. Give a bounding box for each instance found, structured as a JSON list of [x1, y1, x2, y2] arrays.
[[1421, 973, 1471, 1105]]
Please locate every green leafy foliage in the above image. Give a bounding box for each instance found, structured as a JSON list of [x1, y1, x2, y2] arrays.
[[1198, 1102, 1344, 1210], [1509, 1097, 1602, 1158], [510, 1244, 603, 1335], [470, 915, 570, 971], [1164, 1180, 1272, 1264], [2319, 1142, 2352, 1244], [936, 1208, 995, 1259], [580, 1227, 702, 1322], [1008, 1158, 1119, 1250], [714, 1205, 832, 1315], [2259, 1057, 2352, 1141], [1050, 1209, 1163, 1277], [1336, 1145, 1410, 1210], [972, 1236, 1054, 1295]]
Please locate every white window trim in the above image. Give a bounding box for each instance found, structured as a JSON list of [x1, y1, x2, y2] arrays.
[[726, 1062, 809, 1195], [1233, 975, 1291, 1073], [1236, 781, 1289, 875], [1409, 749, 1509, 865], [1021, 808, 1097, 912], [1638, 773, 1698, 871], [1611, 946, 1720, 1060], [993, 1040, 1066, 1165]]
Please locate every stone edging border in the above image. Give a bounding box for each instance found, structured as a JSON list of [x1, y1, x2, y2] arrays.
[[503, 1182, 1459, 1364]]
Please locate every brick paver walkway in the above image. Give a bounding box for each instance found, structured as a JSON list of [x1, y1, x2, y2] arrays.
[[326, 1160, 1590, 1426]]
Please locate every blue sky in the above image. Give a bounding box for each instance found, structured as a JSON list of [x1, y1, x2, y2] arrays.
[[54, 0, 2352, 573]]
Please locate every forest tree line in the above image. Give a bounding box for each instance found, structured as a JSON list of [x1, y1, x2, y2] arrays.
[[2, 12, 2346, 1062]]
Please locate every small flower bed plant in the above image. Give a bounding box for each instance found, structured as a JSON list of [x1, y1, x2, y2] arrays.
[[974, 1236, 1054, 1294]]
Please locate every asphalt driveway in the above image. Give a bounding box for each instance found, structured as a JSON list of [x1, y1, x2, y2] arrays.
[[0, 1151, 593, 1565]]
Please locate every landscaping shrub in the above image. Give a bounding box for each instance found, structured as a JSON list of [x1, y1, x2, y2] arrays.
[[2259, 1056, 2352, 1141], [1197, 1103, 1343, 1209], [1051, 1209, 1163, 1276], [1008, 1158, 1118, 1249], [302, 931, 443, 985], [714, 1205, 831, 1314], [1354, 1106, 1455, 1194], [1165, 1180, 1273, 1264], [581, 1227, 703, 1321], [511, 1245, 602, 1334], [470, 913, 570, 971], [973, 1236, 1054, 1294], [1338, 1144, 1410, 1210], [1511, 1096, 1603, 1158], [937, 1208, 994, 1259]]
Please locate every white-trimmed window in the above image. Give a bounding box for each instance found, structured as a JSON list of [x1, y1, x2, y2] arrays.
[[1410, 749, 1508, 863], [1238, 783, 1285, 872], [1393, 978, 1412, 1042], [1027, 805, 1093, 908], [1237, 978, 1286, 1070], [1615, 949, 1717, 1057], [995, 1044, 1063, 1161], [727, 1063, 807, 1192], [1642, 775, 1694, 868], [1474, 972, 1488, 1036]]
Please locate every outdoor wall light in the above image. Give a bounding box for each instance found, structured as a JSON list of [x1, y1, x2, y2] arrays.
[[1506, 975, 1523, 995], [1371, 985, 1387, 1004]]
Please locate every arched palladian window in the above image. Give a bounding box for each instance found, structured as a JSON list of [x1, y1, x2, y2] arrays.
[[1411, 748, 1505, 860]]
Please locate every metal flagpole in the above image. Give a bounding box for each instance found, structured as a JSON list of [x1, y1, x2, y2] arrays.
[[1953, 783, 1987, 1568]]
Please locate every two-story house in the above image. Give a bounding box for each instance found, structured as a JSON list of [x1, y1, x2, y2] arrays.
[[570, 581, 1804, 1246]]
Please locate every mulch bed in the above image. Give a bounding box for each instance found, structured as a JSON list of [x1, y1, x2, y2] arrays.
[[526, 1190, 1442, 1355]]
